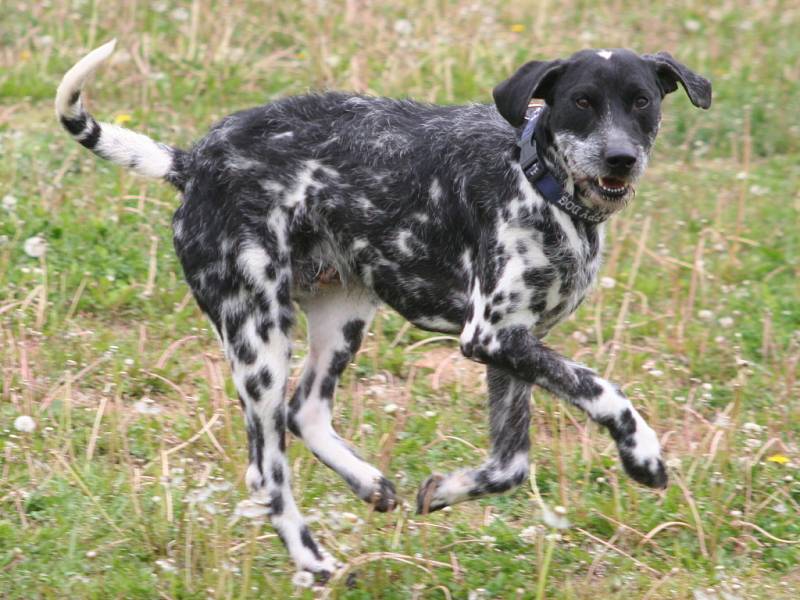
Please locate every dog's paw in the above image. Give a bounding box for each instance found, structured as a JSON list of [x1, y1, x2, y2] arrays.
[[364, 476, 397, 512], [297, 552, 340, 585], [620, 451, 668, 489], [618, 422, 668, 489], [416, 473, 448, 514]]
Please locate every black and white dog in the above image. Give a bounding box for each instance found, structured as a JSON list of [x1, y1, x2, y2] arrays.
[[57, 42, 711, 577]]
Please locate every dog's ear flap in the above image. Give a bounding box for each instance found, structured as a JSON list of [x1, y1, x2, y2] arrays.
[[493, 60, 565, 127], [643, 52, 712, 109]]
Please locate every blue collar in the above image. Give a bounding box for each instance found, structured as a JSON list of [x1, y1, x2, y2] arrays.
[[518, 107, 612, 224]]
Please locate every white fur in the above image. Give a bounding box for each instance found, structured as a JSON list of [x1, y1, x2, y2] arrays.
[[56, 39, 174, 179], [94, 124, 173, 178], [55, 39, 117, 117]]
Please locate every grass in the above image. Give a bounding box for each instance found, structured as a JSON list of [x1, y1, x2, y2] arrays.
[[1, 0, 799, 598]]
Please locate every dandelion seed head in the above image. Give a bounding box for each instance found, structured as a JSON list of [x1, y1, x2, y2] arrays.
[[13, 415, 36, 433], [393, 19, 413, 35], [233, 498, 270, 520], [600, 276, 616, 289], [292, 570, 315, 588], [23, 236, 47, 258], [155, 558, 177, 572], [134, 398, 162, 415]]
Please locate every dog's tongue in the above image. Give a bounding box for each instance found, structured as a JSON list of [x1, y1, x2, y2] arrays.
[[599, 177, 626, 190]]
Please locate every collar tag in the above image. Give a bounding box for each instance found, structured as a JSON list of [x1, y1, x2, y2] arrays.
[[517, 102, 612, 225]]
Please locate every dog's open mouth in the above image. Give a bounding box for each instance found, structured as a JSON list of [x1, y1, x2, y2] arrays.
[[591, 176, 630, 199]]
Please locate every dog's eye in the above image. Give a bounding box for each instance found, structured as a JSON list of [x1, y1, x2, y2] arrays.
[[575, 97, 591, 109], [634, 96, 650, 109]]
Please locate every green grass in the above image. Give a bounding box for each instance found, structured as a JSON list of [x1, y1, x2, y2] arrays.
[[1, 1, 799, 598]]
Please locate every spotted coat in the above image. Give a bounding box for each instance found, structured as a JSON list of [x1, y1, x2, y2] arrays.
[[56, 42, 711, 577]]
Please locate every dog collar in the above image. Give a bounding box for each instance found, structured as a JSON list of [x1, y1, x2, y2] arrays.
[[517, 104, 613, 224]]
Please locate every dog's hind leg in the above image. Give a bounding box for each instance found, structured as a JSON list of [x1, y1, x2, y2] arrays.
[[416, 366, 530, 513], [228, 301, 337, 576], [218, 266, 337, 578], [289, 285, 397, 511]]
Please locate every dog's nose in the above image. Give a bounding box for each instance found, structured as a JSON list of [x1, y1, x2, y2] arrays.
[[604, 147, 638, 171]]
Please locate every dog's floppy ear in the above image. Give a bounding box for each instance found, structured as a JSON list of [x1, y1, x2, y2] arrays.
[[643, 52, 712, 109], [493, 60, 565, 127]]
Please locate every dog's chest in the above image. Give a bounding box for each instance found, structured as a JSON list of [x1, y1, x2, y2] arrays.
[[534, 238, 602, 335], [492, 211, 603, 337]]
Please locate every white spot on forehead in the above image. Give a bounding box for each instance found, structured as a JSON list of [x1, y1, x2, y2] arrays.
[[597, 50, 613, 60]]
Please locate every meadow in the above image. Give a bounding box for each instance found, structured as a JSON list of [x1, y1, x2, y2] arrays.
[[1, 1, 799, 598]]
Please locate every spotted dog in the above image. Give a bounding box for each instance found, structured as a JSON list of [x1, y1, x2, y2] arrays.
[[57, 41, 711, 577]]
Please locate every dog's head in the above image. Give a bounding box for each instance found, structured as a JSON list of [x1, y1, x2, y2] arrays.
[[494, 49, 711, 211]]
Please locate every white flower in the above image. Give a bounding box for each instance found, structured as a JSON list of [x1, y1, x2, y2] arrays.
[[772, 502, 787, 514], [666, 457, 682, 469], [684, 19, 701, 32], [383, 402, 399, 414], [232, 498, 270, 520], [571, 330, 589, 344], [14, 415, 36, 433], [185, 487, 212, 504], [718, 316, 734, 328], [519, 525, 539, 543], [292, 570, 315, 588], [742, 422, 762, 434], [209, 480, 232, 493], [170, 7, 189, 21], [23, 236, 46, 258], [155, 558, 177, 572], [713, 413, 730, 428], [698, 309, 714, 321], [600, 276, 616, 289], [542, 504, 570, 529], [134, 398, 162, 415], [2, 194, 17, 210], [393, 19, 413, 35]]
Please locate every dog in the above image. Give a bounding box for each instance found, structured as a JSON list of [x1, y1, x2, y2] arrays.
[[56, 41, 711, 578]]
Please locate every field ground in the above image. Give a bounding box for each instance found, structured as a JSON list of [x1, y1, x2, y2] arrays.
[[1, 1, 799, 598]]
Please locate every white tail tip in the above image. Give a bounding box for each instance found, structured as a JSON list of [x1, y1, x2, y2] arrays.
[[55, 39, 118, 116]]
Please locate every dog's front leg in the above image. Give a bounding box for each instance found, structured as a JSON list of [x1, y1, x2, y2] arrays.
[[417, 318, 666, 513], [417, 365, 531, 513], [465, 325, 667, 489]]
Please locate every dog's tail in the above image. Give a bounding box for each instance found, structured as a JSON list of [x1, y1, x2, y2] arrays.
[[55, 40, 188, 191]]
